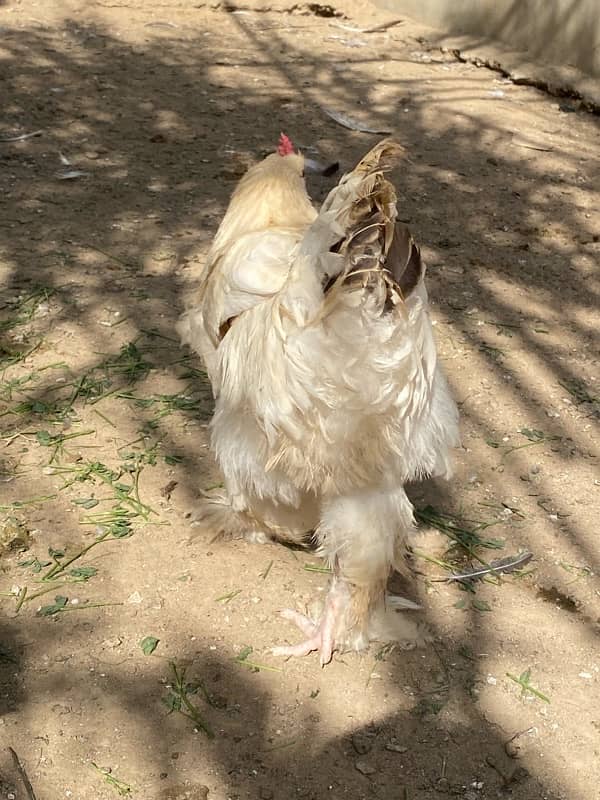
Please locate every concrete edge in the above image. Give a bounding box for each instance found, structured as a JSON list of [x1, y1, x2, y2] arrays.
[[434, 34, 600, 111]]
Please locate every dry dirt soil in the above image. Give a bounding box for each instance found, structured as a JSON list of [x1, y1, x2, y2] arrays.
[[0, 0, 599, 799]]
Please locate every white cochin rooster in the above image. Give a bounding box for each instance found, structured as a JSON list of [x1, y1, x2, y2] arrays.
[[178, 134, 459, 665]]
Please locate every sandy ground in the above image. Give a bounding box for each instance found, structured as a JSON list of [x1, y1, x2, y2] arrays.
[[0, 1, 599, 798]]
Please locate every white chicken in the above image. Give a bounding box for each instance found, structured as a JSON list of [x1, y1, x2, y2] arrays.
[[179, 134, 459, 665]]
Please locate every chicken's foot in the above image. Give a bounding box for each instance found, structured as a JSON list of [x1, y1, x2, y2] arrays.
[[272, 577, 351, 666]]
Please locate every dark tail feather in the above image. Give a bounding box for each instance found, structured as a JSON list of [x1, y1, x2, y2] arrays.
[[386, 222, 424, 298]]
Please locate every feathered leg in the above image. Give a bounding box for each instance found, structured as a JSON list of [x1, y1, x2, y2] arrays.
[[192, 485, 318, 546], [202, 413, 319, 544], [273, 485, 425, 665]]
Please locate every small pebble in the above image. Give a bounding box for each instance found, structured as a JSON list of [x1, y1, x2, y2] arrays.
[[351, 732, 373, 755], [505, 739, 521, 758], [102, 637, 123, 649], [385, 743, 408, 753], [355, 759, 376, 775]]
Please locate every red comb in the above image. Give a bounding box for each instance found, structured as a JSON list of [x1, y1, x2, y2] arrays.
[[277, 132, 295, 156]]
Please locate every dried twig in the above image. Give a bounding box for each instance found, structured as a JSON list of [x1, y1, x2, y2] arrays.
[[331, 18, 404, 33], [0, 130, 43, 143], [511, 138, 554, 152], [8, 747, 38, 800]]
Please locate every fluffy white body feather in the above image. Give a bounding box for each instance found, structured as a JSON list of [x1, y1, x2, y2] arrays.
[[179, 138, 459, 664]]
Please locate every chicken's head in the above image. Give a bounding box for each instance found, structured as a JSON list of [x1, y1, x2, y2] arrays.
[[268, 132, 305, 178]]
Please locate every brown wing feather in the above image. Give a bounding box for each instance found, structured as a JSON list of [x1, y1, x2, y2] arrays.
[[385, 222, 424, 298], [322, 141, 423, 306]]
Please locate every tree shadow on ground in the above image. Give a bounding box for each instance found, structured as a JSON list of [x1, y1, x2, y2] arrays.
[[0, 10, 598, 800], [4, 616, 562, 799]]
